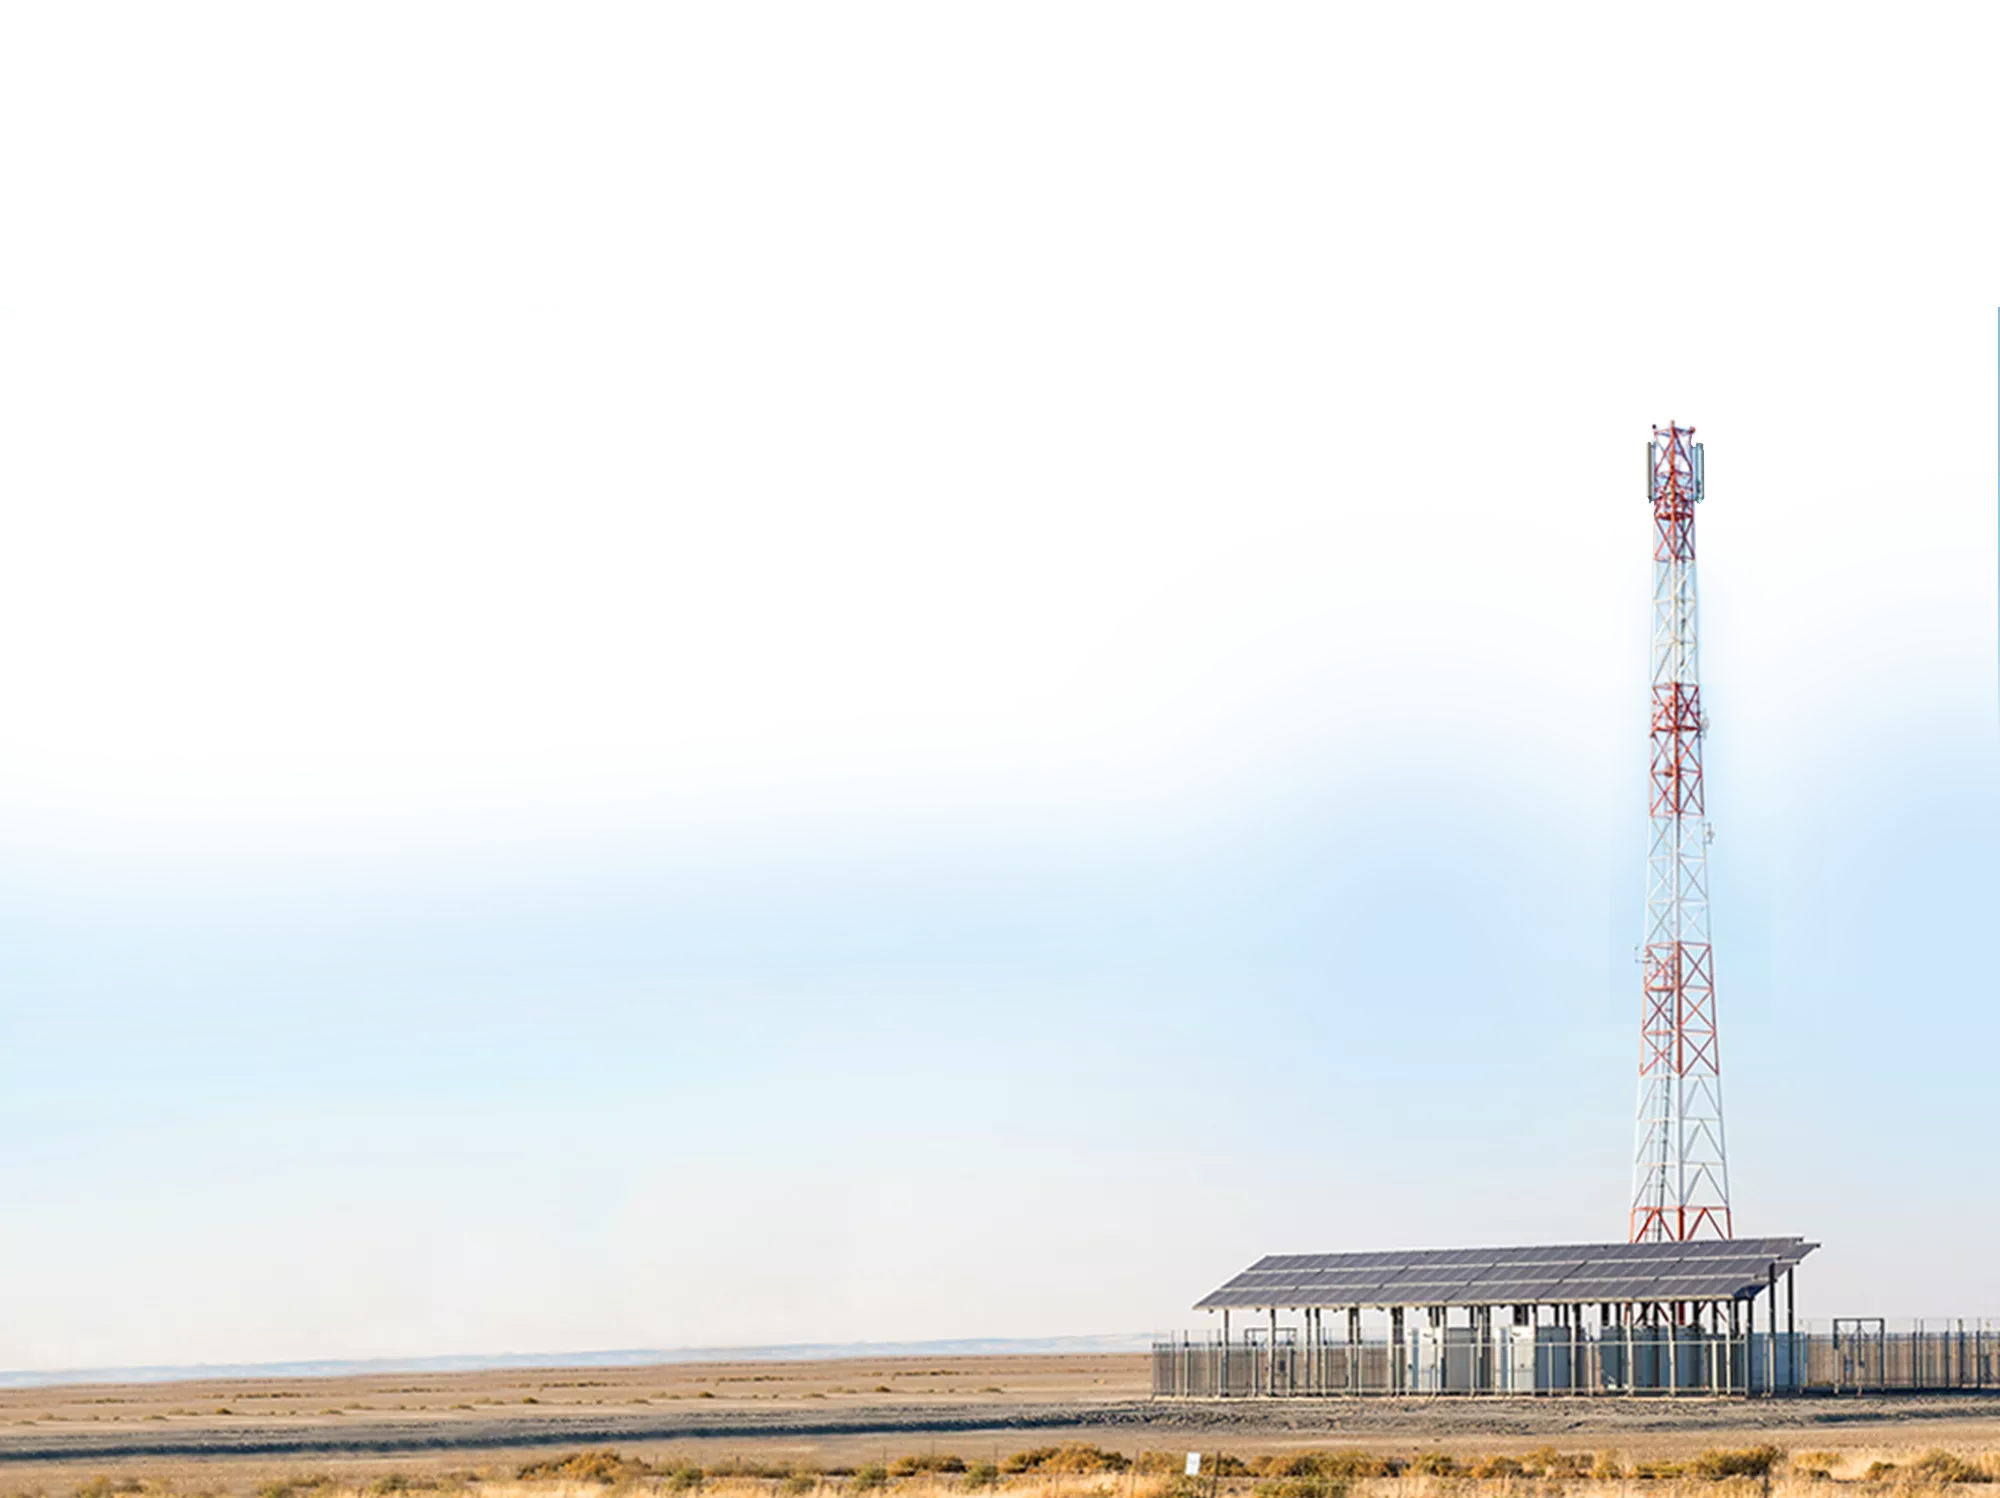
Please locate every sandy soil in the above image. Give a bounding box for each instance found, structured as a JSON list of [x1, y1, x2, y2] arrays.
[[3, 1354, 2000, 1489]]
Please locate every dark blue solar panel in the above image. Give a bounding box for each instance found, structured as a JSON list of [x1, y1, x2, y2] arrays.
[[1194, 1238, 1816, 1309]]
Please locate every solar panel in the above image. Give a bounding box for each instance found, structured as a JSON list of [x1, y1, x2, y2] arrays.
[[1704, 1259, 1765, 1277], [1192, 1238, 1818, 1310], [1651, 1277, 1725, 1297]]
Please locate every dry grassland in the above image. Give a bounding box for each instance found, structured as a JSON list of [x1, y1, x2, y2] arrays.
[[16, 1441, 2000, 1498], [6, 1356, 2000, 1498]]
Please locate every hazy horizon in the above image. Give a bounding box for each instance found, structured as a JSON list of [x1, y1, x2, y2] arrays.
[[0, 1332, 1158, 1390]]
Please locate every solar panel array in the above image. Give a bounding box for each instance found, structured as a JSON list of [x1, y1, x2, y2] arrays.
[[1195, 1238, 1817, 1309]]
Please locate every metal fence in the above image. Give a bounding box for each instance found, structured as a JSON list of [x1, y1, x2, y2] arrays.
[[1803, 1320, 2000, 1393], [1153, 1321, 2000, 1398]]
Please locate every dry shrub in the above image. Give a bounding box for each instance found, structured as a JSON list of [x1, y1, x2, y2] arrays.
[[1906, 1452, 1990, 1485], [849, 1467, 888, 1492], [662, 1467, 704, 1492], [778, 1477, 818, 1496], [1863, 1463, 1898, 1482], [889, 1457, 965, 1477], [1523, 1449, 1592, 1478], [1469, 1457, 1523, 1480], [1253, 1480, 1346, 1498], [1410, 1455, 1460, 1478], [962, 1464, 1000, 1490], [517, 1451, 645, 1484], [1692, 1448, 1783, 1481], [1002, 1447, 1130, 1476], [1633, 1462, 1686, 1480], [711, 1460, 794, 1480], [1336, 1453, 1399, 1478], [1592, 1454, 1628, 1481], [1253, 1454, 1395, 1480]]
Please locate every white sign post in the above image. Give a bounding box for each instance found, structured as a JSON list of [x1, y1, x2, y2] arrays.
[[1186, 1455, 1202, 1478]]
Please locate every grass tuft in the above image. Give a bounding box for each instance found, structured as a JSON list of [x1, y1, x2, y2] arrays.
[[1001, 1447, 1131, 1476], [1907, 1451, 1992, 1485], [1254, 1479, 1347, 1498], [1690, 1448, 1783, 1481], [889, 1458, 965, 1478], [515, 1452, 644, 1485]]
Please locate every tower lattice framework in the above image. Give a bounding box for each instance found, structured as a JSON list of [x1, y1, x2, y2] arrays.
[[1630, 422, 1732, 1243]]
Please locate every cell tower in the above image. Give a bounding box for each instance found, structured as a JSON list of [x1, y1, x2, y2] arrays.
[[1629, 422, 1732, 1244]]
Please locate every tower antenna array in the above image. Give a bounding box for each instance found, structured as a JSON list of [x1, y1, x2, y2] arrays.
[[1630, 422, 1733, 1243]]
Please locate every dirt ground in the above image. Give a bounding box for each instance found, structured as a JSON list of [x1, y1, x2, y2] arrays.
[[4, 1353, 2000, 1490]]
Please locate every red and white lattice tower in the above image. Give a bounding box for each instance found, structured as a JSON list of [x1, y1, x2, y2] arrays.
[[1629, 422, 1733, 1243]]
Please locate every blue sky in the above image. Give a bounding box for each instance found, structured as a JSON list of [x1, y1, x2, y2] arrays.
[[0, 4, 1996, 1369]]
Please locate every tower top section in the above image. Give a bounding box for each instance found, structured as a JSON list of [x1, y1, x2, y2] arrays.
[[1647, 423, 1705, 564]]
